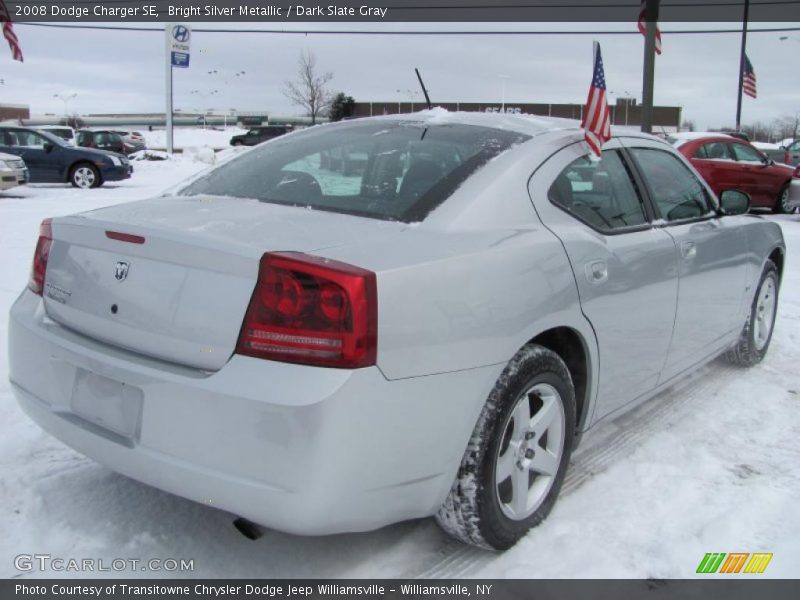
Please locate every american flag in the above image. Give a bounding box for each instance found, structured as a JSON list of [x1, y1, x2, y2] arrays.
[[0, 0, 22, 62], [581, 42, 611, 157], [743, 54, 757, 99], [637, 0, 662, 55]]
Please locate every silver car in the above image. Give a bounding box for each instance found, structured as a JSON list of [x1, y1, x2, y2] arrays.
[[0, 151, 28, 190], [8, 113, 785, 550]]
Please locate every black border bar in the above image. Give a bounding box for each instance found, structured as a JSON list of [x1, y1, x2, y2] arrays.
[[7, 0, 800, 22]]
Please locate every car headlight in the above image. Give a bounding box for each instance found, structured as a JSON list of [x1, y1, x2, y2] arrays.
[[108, 155, 122, 166]]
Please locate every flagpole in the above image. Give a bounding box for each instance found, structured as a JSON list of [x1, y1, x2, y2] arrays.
[[641, 0, 660, 133], [735, 0, 750, 132]]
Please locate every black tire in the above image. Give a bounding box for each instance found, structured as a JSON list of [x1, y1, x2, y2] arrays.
[[725, 260, 779, 367], [69, 163, 101, 189], [773, 183, 791, 214], [232, 140, 243, 147], [436, 344, 576, 550]]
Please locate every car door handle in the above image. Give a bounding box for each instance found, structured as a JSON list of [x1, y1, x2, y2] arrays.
[[584, 260, 608, 285], [680, 241, 697, 260]]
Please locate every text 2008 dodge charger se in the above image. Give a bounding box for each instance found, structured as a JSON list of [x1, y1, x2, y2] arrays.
[[8, 112, 784, 549]]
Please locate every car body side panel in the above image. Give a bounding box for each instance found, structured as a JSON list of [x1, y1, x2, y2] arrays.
[[320, 142, 600, 427], [618, 137, 751, 382], [526, 138, 679, 421]]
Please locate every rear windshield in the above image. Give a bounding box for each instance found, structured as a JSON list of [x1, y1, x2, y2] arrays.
[[45, 128, 73, 140], [181, 121, 530, 222]]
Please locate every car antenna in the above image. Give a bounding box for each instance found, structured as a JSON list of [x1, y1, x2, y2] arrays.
[[415, 68, 432, 109]]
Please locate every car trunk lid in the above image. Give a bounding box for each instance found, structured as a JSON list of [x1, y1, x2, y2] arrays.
[[42, 195, 404, 370]]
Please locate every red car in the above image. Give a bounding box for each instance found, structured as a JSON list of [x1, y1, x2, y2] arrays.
[[670, 133, 799, 213]]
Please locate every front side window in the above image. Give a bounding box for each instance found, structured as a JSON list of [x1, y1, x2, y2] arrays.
[[548, 150, 648, 232], [8, 130, 47, 148], [730, 142, 765, 163], [181, 121, 530, 222], [630, 148, 714, 222]]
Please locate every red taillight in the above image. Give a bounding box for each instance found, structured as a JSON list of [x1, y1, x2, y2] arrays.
[[236, 252, 378, 368], [28, 218, 53, 296], [786, 152, 791, 164]]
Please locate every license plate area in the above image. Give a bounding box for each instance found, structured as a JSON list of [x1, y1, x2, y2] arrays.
[[69, 369, 143, 443]]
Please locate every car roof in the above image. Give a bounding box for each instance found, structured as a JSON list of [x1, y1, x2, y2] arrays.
[[338, 108, 663, 144], [35, 125, 74, 130], [668, 132, 741, 148]]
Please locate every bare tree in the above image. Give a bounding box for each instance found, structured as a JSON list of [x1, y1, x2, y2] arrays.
[[283, 51, 333, 125], [680, 119, 696, 132], [772, 113, 800, 143]]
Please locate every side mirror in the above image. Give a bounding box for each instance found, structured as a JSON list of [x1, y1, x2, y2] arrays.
[[719, 190, 751, 216], [43, 142, 54, 153]]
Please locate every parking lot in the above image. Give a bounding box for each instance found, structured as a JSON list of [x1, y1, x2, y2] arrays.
[[0, 154, 798, 578]]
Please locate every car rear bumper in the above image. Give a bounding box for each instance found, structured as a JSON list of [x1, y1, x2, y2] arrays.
[[8, 290, 499, 535]]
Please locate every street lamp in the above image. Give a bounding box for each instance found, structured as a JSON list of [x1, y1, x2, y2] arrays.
[[609, 90, 633, 126], [396, 88, 419, 112], [53, 92, 77, 119], [189, 89, 219, 128], [498, 75, 510, 113], [207, 70, 246, 126]]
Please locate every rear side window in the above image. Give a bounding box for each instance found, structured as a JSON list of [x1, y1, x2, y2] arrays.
[[181, 121, 530, 222], [629, 148, 715, 222], [695, 142, 733, 160], [548, 150, 648, 232]]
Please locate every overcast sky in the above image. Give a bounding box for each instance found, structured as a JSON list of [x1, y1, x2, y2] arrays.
[[1, 21, 798, 131]]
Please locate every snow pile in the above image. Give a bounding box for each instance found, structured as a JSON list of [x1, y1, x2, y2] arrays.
[[182, 146, 216, 165], [142, 127, 247, 151]]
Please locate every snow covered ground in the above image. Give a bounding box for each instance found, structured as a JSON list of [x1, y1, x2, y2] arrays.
[[0, 157, 798, 579], [142, 127, 248, 151]]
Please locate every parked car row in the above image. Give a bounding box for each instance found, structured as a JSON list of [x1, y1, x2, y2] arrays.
[[0, 125, 132, 188], [669, 132, 800, 213], [29, 126, 148, 156]]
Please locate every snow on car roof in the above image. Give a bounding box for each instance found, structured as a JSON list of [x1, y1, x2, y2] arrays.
[[360, 107, 661, 142]]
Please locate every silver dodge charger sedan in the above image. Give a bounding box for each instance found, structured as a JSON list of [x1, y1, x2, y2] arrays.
[[8, 112, 785, 550]]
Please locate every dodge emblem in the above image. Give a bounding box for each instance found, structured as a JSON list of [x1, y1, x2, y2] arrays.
[[114, 261, 130, 281]]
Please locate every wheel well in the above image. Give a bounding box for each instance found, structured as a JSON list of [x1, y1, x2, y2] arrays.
[[769, 247, 784, 282], [529, 327, 589, 433]]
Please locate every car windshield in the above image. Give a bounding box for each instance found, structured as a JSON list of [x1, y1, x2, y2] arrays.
[[181, 121, 530, 222]]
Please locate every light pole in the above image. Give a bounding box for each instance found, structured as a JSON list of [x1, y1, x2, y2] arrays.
[[53, 92, 77, 119], [396, 88, 419, 112], [498, 75, 510, 113], [208, 70, 245, 127], [609, 90, 633, 126], [189, 89, 218, 128]]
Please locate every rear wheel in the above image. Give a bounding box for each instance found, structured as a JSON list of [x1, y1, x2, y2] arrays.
[[773, 183, 791, 214], [70, 163, 101, 189], [436, 345, 576, 550], [725, 260, 779, 366]]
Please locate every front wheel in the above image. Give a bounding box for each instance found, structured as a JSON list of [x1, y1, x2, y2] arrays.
[[725, 260, 779, 366], [70, 163, 101, 189], [436, 345, 576, 550]]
